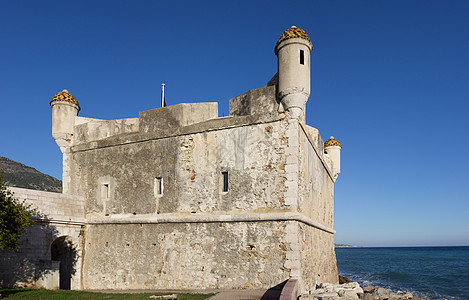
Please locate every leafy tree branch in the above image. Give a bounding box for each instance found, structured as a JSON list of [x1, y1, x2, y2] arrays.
[[0, 173, 37, 251]]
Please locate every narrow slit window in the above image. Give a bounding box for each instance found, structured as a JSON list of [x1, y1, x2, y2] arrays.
[[155, 177, 163, 196], [300, 50, 305, 65], [102, 183, 110, 198], [222, 172, 229, 192]]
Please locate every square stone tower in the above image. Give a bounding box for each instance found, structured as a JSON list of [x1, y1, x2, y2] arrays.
[[51, 26, 342, 292]]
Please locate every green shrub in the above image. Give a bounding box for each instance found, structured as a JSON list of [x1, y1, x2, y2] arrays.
[[0, 173, 37, 251]]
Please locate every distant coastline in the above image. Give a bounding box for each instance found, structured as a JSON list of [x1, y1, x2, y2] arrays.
[[335, 243, 361, 248], [336, 244, 469, 248]]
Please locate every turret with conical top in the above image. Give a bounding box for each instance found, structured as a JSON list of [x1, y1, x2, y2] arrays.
[[324, 136, 342, 181], [50, 89, 80, 150], [275, 26, 313, 119]]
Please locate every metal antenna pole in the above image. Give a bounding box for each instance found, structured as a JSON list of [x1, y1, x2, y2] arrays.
[[161, 83, 165, 108]]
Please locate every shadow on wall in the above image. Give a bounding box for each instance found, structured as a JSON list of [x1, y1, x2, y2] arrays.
[[0, 213, 80, 290], [51, 235, 78, 289], [261, 280, 287, 300]]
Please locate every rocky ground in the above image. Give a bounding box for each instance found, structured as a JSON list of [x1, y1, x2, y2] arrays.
[[299, 276, 438, 300]]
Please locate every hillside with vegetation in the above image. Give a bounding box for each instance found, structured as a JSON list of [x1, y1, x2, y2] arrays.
[[0, 157, 61, 192]]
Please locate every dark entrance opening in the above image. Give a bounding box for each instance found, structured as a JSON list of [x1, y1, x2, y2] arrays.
[[51, 236, 76, 289]]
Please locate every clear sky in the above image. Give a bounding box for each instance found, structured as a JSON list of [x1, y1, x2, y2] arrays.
[[1, 0, 468, 247]]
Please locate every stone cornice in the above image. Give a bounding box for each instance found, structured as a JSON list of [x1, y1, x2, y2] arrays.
[[86, 211, 335, 234]]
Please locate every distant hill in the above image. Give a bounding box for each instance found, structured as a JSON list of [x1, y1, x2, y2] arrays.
[[0, 157, 62, 192]]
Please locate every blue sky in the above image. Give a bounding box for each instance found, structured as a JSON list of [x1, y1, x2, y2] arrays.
[[1, 0, 468, 247]]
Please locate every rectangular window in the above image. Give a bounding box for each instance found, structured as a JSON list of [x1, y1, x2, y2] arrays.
[[300, 50, 305, 65], [222, 172, 228, 192], [102, 183, 110, 198], [155, 177, 163, 196]]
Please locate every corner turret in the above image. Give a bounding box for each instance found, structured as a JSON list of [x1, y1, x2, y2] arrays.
[[275, 26, 313, 119], [324, 136, 341, 181], [50, 89, 80, 150]]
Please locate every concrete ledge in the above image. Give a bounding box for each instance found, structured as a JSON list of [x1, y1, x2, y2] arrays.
[[33, 218, 84, 226], [86, 211, 335, 234]]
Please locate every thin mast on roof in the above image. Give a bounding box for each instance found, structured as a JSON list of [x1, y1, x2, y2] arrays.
[[161, 83, 166, 107]]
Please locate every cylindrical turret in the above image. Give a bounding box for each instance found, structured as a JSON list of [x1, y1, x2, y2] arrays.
[[324, 136, 342, 180], [50, 89, 80, 148], [275, 26, 313, 119]]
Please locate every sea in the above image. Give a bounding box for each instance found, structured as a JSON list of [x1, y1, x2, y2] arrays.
[[335, 246, 469, 300]]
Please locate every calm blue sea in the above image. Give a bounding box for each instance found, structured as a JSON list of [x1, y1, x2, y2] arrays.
[[335, 246, 469, 300]]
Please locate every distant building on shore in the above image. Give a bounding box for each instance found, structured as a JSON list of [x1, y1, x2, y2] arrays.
[[1, 26, 342, 293]]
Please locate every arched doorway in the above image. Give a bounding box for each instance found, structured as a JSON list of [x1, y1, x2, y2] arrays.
[[51, 236, 76, 289]]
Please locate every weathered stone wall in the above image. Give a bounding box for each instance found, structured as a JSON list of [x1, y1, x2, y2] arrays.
[[69, 115, 288, 217], [140, 103, 218, 132], [74, 117, 139, 145], [297, 125, 338, 289], [298, 125, 334, 226], [229, 86, 278, 117], [299, 225, 338, 290], [0, 188, 84, 289], [82, 221, 291, 289]]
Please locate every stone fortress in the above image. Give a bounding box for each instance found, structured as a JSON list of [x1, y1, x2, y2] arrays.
[[1, 26, 342, 294]]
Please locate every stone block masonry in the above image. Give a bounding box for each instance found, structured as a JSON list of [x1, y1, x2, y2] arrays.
[[9, 187, 84, 223]]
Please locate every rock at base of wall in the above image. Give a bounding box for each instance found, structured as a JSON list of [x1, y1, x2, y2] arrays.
[[338, 275, 352, 284], [299, 282, 428, 300]]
